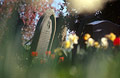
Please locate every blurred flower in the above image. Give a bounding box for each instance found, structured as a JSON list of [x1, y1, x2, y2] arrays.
[[54, 48, 63, 56], [51, 54, 55, 59], [59, 57, 64, 62], [84, 33, 91, 41], [106, 33, 116, 41], [101, 37, 108, 48], [68, 34, 79, 44], [113, 37, 120, 46], [64, 40, 72, 49], [45, 51, 51, 56], [94, 41, 100, 48], [64, 33, 79, 49], [85, 38, 95, 47], [31, 52, 38, 56], [54, 48, 62, 53]]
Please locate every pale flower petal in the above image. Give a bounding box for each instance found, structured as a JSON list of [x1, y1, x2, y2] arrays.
[[101, 37, 108, 48], [86, 38, 95, 47]]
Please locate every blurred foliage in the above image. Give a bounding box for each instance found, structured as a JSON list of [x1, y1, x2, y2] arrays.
[[1, 0, 120, 78]]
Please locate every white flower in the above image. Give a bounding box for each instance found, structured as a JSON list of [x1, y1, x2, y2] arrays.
[[68, 34, 79, 44], [101, 37, 108, 48], [86, 38, 95, 47]]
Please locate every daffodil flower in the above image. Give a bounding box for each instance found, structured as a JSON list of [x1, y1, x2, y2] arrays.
[[94, 41, 100, 48], [86, 38, 95, 47], [84, 33, 91, 41], [64, 40, 71, 49], [68, 34, 79, 44], [101, 37, 108, 49], [105, 33, 116, 41]]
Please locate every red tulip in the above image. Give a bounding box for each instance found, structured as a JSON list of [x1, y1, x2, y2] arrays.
[[59, 57, 64, 62], [45, 51, 51, 56], [113, 37, 120, 46], [31, 52, 38, 56]]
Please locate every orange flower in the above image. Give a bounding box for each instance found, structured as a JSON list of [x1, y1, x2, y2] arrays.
[[31, 51, 38, 56], [94, 41, 100, 48], [45, 51, 51, 56], [84, 33, 91, 41], [59, 57, 64, 62]]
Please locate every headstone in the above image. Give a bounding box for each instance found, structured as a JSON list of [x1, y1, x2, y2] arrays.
[[30, 9, 56, 57]]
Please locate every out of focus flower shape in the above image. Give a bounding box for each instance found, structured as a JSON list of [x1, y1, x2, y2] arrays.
[[64, 40, 72, 49], [59, 57, 64, 62], [113, 37, 120, 46], [45, 51, 51, 56], [54, 48, 63, 56], [101, 37, 108, 48], [31, 52, 38, 56], [86, 38, 95, 47], [51, 54, 55, 59], [69, 34, 79, 44], [84, 33, 91, 41], [94, 41, 100, 48], [64, 34, 79, 49], [106, 33, 116, 41]]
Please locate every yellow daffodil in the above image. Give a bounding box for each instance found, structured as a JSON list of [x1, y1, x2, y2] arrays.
[[84, 33, 91, 41], [86, 38, 95, 47], [101, 37, 108, 49], [109, 33, 116, 41], [94, 41, 100, 48], [105, 33, 116, 41], [64, 40, 71, 49], [68, 34, 79, 44]]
